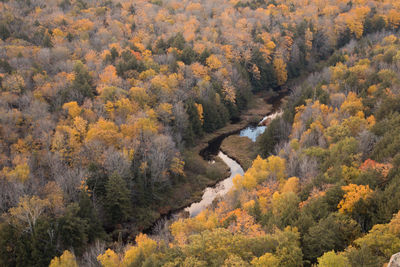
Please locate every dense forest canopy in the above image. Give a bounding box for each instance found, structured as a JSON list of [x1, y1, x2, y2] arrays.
[[0, 0, 399, 266]]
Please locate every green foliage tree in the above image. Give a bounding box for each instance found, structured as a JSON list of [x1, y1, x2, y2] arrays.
[[57, 203, 88, 256], [257, 117, 289, 157], [317, 251, 350, 267], [78, 191, 106, 242], [104, 173, 132, 225], [303, 213, 360, 264], [249, 49, 277, 91]]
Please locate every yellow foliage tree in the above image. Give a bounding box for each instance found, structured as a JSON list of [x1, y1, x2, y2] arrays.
[[345, 7, 370, 39], [97, 249, 121, 267], [43, 181, 64, 214], [123, 234, 157, 265], [191, 62, 209, 80], [281, 177, 300, 193], [234, 155, 286, 190], [388, 10, 400, 29], [338, 184, 373, 213], [273, 56, 288, 86], [206, 55, 222, 70], [156, 103, 174, 123], [62, 102, 82, 118], [170, 211, 218, 246], [170, 154, 185, 177], [49, 250, 78, 267], [265, 155, 286, 182], [2, 162, 30, 182], [130, 87, 150, 107], [9, 195, 50, 233], [195, 103, 204, 124], [340, 92, 364, 116], [317, 251, 350, 267], [222, 81, 236, 103], [85, 118, 122, 147], [252, 252, 280, 267]]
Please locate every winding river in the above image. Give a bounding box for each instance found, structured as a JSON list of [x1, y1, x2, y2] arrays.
[[146, 92, 287, 235], [184, 111, 282, 217]]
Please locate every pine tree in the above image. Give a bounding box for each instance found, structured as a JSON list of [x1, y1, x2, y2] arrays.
[[104, 173, 132, 225]]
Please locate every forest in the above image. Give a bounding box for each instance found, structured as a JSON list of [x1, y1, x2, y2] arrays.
[[0, 0, 399, 266]]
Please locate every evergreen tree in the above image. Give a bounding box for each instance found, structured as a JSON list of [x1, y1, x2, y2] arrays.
[[78, 192, 106, 242], [70, 61, 96, 103], [104, 173, 132, 225], [42, 31, 53, 48], [57, 204, 88, 256]]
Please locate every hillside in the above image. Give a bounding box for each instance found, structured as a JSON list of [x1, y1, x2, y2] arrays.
[[92, 32, 400, 267], [0, 0, 399, 266]]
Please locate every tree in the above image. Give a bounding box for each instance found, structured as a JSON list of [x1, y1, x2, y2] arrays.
[[252, 252, 280, 266], [2, 73, 25, 94], [271, 191, 300, 228], [9, 195, 50, 233], [57, 203, 88, 255], [77, 192, 105, 243], [206, 55, 222, 70], [0, 222, 20, 266], [62, 101, 81, 118], [97, 249, 121, 267], [303, 213, 360, 263], [0, 22, 10, 40], [317, 251, 350, 267], [122, 234, 158, 266], [273, 227, 303, 267], [345, 7, 370, 39], [340, 92, 363, 116], [273, 56, 288, 86], [250, 48, 277, 91], [257, 117, 290, 157], [104, 173, 132, 225], [43, 30, 53, 48], [49, 251, 78, 267], [85, 118, 122, 147], [64, 61, 95, 104], [338, 184, 373, 214], [344, 211, 400, 266]]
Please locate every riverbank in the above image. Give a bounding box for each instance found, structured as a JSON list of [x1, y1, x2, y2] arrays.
[[196, 91, 275, 158]]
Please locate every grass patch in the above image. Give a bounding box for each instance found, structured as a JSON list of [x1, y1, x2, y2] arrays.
[[221, 135, 257, 170]]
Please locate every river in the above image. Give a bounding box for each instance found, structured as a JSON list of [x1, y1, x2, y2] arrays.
[[184, 110, 282, 217], [184, 151, 244, 217], [146, 92, 287, 236]]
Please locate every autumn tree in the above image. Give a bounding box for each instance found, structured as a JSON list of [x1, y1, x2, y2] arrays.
[[338, 184, 373, 214], [49, 251, 78, 267], [9, 195, 49, 233], [317, 251, 350, 267], [273, 56, 288, 86]]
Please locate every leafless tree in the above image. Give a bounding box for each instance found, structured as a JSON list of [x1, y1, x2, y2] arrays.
[[149, 135, 176, 188], [358, 130, 379, 161], [80, 240, 106, 267]]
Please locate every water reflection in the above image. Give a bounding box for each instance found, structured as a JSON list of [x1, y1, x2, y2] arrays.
[[239, 126, 266, 142], [239, 111, 283, 142]]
